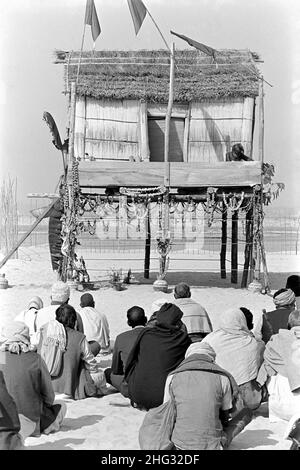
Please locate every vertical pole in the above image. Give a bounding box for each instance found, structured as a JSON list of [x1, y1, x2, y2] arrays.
[[220, 202, 227, 279], [157, 42, 175, 281], [76, 24, 87, 85], [231, 210, 238, 284], [241, 207, 253, 288], [256, 77, 270, 291], [144, 204, 151, 279], [253, 190, 261, 283], [163, 42, 175, 235]]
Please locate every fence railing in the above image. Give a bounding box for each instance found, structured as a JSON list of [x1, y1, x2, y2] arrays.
[[15, 213, 300, 256]]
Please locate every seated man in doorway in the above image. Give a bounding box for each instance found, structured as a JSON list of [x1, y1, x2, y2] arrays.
[[173, 283, 213, 342], [104, 306, 147, 397], [226, 143, 253, 161]]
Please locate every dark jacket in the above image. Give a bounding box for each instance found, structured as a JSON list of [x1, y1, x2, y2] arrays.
[[262, 306, 295, 343]]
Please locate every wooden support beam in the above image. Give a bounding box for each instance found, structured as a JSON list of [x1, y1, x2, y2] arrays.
[[183, 106, 191, 162], [231, 210, 238, 284], [140, 100, 150, 162], [0, 200, 58, 270], [79, 161, 262, 188], [27, 193, 60, 198], [220, 202, 227, 279]]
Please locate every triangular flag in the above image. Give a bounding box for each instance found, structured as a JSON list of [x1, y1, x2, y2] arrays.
[[171, 30, 216, 59], [127, 0, 147, 35], [85, 0, 101, 42]]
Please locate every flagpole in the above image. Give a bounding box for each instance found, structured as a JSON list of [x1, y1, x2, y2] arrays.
[[162, 42, 175, 274], [76, 23, 87, 85], [146, 9, 172, 55]]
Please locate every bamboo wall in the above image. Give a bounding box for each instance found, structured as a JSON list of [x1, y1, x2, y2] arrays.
[[74, 97, 142, 161], [74, 97, 255, 163], [188, 98, 254, 162]]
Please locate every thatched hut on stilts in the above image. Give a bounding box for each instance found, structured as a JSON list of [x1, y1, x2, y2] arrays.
[[4, 47, 281, 292]]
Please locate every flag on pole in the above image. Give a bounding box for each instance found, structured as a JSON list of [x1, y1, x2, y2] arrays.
[[85, 0, 101, 42], [170, 30, 216, 59], [127, 0, 147, 35]]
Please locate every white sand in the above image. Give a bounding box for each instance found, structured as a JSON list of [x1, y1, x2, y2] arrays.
[[0, 245, 299, 450]]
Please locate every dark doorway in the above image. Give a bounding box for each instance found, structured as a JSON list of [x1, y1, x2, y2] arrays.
[[148, 116, 184, 162]]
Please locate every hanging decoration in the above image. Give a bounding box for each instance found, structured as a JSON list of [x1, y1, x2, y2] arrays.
[[60, 158, 91, 284], [156, 233, 172, 280], [222, 191, 245, 212], [203, 187, 218, 227]]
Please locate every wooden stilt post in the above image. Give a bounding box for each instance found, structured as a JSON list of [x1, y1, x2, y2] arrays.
[[231, 210, 238, 284], [252, 190, 261, 283], [144, 204, 151, 279], [241, 208, 253, 287], [220, 202, 227, 279]]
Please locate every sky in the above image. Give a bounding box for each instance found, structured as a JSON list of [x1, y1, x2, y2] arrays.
[[0, 0, 300, 212]]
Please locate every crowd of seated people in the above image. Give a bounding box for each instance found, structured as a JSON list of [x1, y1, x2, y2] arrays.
[[1, 276, 300, 450]]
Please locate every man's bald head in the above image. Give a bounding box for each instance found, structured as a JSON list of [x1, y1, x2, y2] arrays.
[[80, 293, 95, 308]]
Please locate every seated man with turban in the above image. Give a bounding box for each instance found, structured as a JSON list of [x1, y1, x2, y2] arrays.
[[261, 288, 296, 344], [14, 296, 44, 345]]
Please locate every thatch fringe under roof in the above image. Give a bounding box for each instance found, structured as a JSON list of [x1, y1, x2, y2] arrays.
[[54, 49, 261, 103]]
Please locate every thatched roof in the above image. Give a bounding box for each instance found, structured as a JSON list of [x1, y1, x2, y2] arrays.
[[54, 49, 261, 103]]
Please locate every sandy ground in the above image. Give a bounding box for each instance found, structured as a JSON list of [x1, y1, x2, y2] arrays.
[[0, 245, 299, 450]]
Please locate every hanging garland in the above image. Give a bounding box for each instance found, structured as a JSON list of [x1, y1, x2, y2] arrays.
[[203, 187, 218, 227], [222, 191, 245, 212], [119, 186, 166, 198]]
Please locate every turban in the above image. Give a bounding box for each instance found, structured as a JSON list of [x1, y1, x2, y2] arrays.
[[185, 341, 216, 361], [51, 281, 70, 303], [274, 289, 295, 308], [0, 321, 32, 354]]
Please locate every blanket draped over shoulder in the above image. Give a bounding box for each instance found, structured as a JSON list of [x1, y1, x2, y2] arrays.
[[139, 353, 239, 450], [125, 304, 191, 410]]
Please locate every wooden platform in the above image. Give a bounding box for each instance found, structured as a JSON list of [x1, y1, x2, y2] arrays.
[[78, 161, 262, 188]]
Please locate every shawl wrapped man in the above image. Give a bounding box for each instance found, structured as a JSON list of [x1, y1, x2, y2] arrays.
[[0, 321, 66, 437], [202, 308, 265, 386], [125, 303, 191, 410], [160, 342, 251, 450]]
